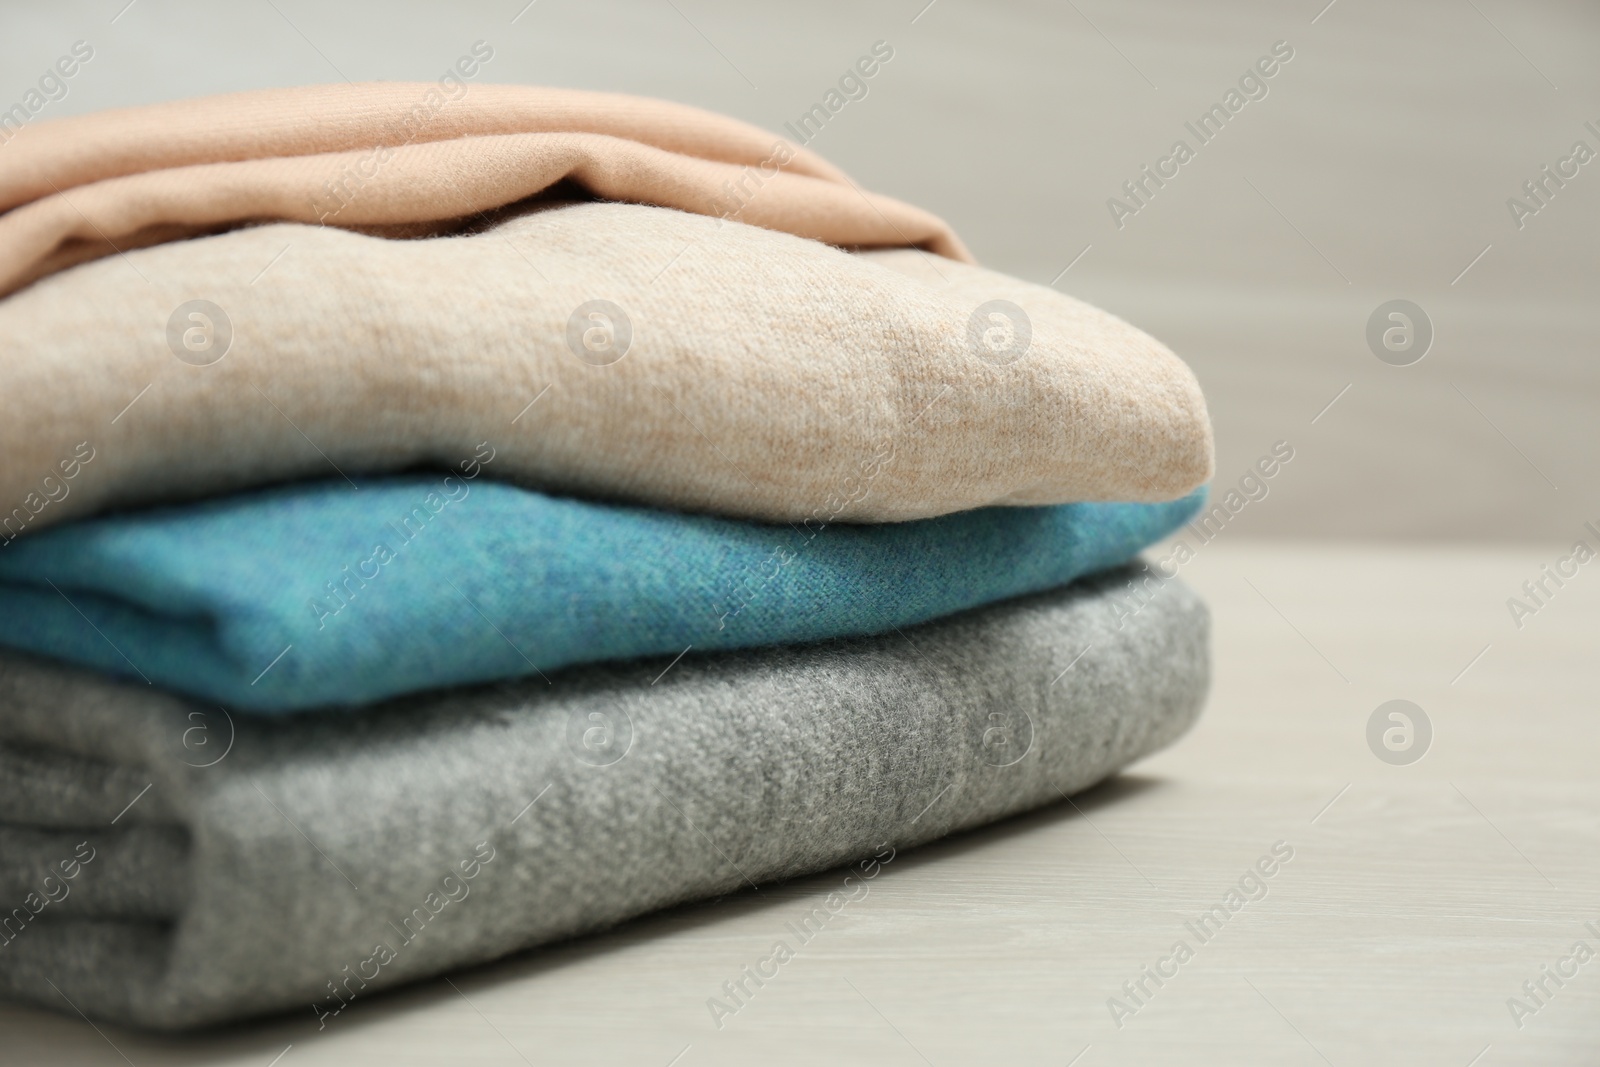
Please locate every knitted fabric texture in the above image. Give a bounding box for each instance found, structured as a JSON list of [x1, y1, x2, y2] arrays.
[[0, 471, 1205, 710], [0, 567, 1211, 1030], [0, 201, 1212, 533], [0, 81, 969, 297]]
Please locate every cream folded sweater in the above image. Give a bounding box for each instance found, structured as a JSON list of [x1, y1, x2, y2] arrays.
[[0, 200, 1212, 531]]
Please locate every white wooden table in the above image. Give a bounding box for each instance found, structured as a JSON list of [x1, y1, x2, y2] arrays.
[[3, 539, 1596, 1066]]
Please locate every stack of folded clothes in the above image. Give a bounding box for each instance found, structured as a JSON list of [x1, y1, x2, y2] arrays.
[[0, 83, 1214, 1030]]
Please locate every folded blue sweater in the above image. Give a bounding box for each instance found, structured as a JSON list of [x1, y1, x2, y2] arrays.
[[0, 476, 1203, 711]]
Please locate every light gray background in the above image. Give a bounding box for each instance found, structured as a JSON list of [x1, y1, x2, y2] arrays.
[[4, 0, 1595, 541], [5, 7, 1599, 1063]]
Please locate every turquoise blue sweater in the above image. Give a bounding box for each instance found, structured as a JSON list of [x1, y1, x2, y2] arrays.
[[0, 477, 1203, 711]]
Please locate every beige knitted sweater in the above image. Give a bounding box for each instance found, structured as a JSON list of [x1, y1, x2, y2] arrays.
[[1, 200, 1210, 531]]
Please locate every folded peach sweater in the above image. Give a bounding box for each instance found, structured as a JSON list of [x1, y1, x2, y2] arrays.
[[0, 81, 968, 297], [0, 85, 1212, 532]]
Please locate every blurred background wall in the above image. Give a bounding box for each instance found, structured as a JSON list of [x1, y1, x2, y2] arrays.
[[6, 0, 1595, 541]]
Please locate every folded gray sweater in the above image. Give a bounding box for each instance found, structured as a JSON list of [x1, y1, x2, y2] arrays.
[[0, 568, 1209, 1030]]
